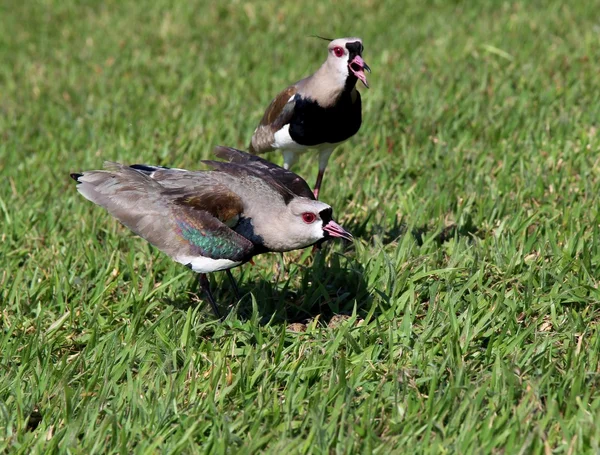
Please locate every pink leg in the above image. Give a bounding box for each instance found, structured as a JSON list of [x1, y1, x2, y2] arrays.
[[313, 169, 325, 200], [312, 169, 325, 252]]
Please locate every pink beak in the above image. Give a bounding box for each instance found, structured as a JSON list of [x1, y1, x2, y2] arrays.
[[323, 220, 353, 241], [349, 55, 371, 88]]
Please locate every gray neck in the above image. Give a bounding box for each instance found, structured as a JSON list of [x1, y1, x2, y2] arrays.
[[229, 175, 292, 250], [300, 63, 353, 108]]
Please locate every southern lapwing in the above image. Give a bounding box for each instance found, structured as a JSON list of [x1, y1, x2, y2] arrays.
[[249, 36, 370, 199], [70, 146, 352, 318]]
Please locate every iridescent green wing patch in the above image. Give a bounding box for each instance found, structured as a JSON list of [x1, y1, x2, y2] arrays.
[[173, 205, 253, 262]]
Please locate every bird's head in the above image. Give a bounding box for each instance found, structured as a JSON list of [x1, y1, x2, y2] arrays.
[[257, 197, 352, 252], [325, 37, 370, 88]]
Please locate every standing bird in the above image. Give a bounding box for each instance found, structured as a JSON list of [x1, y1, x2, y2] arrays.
[[70, 146, 352, 318], [249, 36, 370, 199]]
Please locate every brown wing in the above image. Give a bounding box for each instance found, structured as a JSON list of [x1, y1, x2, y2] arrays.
[[258, 86, 298, 128], [173, 192, 242, 227], [249, 85, 298, 154], [205, 146, 315, 203]]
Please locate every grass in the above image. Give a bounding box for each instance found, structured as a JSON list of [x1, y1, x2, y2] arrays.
[[1, 0, 600, 452]]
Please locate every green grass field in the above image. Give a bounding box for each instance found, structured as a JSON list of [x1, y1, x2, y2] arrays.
[[2, 0, 600, 452]]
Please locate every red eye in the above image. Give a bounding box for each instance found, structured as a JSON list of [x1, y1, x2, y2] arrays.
[[333, 46, 344, 58], [302, 212, 317, 224]]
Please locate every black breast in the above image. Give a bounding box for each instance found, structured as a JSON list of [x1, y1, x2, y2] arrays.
[[288, 91, 362, 146], [233, 217, 268, 255]]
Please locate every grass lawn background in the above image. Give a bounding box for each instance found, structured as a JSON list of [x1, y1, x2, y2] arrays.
[[2, 0, 600, 452]]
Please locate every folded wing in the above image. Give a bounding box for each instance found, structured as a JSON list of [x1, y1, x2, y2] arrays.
[[72, 163, 254, 265], [249, 86, 298, 154]]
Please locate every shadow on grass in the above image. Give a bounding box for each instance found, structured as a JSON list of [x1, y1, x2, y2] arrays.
[[161, 213, 481, 325], [164, 246, 371, 326]]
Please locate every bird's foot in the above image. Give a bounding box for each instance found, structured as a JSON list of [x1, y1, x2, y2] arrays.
[[197, 273, 223, 320]]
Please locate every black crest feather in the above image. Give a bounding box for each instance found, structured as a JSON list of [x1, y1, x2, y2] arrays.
[[310, 34, 334, 42]]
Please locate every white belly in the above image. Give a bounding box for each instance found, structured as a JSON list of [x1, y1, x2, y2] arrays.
[[273, 125, 344, 152], [273, 125, 343, 170], [177, 256, 242, 273], [272, 124, 306, 150]]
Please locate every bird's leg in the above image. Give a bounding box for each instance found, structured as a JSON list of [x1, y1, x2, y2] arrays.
[[313, 148, 335, 199], [225, 269, 241, 301], [282, 149, 299, 170], [313, 171, 325, 200], [197, 273, 222, 319], [273, 252, 287, 282]]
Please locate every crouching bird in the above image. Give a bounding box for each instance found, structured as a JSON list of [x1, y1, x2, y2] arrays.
[[249, 36, 370, 199], [70, 146, 352, 318]]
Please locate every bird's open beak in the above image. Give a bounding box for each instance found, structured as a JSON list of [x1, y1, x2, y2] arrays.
[[323, 220, 353, 241], [349, 55, 370, 88]]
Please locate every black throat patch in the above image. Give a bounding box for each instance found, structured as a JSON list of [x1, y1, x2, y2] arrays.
[[344, 41, 363, 91]]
